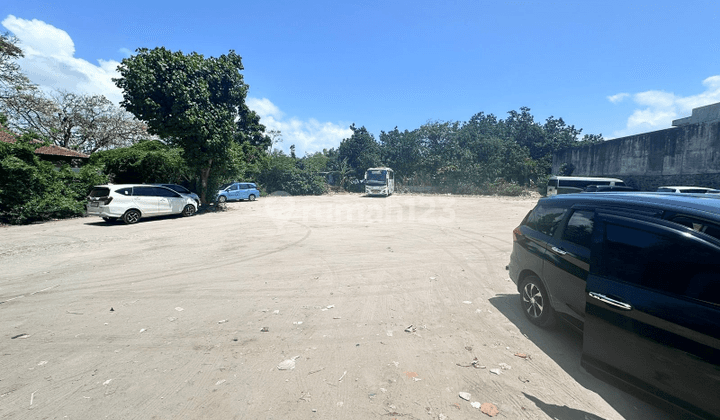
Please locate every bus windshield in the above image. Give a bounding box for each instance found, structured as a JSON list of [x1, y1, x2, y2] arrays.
[[366, 170, 387, 185]]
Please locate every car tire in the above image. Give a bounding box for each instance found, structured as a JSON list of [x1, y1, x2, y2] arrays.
[[102, 217, 117, 223], [519, 275, 556, 327], [122, 209, 141, 225], [218, 196, 227, 203], [248, 194, 256, 201], [182, 204, 196, 217]]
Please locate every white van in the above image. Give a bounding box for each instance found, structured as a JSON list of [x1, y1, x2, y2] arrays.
[[546, 176, 626, 196], [87, 184, 198, 224]]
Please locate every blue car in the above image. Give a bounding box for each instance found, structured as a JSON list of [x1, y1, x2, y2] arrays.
[[215, 182, 260, 203]]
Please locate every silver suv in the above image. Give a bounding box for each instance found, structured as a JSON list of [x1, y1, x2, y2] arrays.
[[87, 184, 197, 224]]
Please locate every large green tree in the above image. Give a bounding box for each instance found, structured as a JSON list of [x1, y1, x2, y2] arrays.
[[337, 124, 380, 179], [114, 47, 267, 203]]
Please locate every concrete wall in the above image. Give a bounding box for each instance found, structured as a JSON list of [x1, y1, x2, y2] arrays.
[[552, 120, 720, 191]]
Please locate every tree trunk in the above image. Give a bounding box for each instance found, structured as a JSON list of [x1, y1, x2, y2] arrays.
[[199, 158, 213, 205]]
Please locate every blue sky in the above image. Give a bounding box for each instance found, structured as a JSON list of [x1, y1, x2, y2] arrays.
[[2, 0, 720, 156]]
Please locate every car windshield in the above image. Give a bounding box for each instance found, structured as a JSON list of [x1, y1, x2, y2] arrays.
[[166, 185, 191, 194], [219, 183, 234, 190]]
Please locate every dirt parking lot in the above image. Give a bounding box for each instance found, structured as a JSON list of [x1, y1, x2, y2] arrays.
[[1, 194, 674, 420]]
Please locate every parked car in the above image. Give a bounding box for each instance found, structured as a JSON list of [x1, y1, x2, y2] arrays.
[[215, 182, 260, 203], [546, 176, 626, 195], [508, 192, 720, 419], [153, 183, 200, 205], [657, 185, 720, 193], [87, 184, 198, 224]]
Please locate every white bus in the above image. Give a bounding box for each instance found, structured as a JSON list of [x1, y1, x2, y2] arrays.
[[547, 176, 626, 196], [365, 167, 394, 196]]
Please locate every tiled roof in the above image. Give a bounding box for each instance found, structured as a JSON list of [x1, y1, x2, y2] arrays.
[[0, 127, 19, 144], [34, 144, 89, 159], [0, 124, 89, 158]]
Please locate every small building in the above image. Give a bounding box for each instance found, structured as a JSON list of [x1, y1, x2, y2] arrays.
[[0, 124, 90, 168]]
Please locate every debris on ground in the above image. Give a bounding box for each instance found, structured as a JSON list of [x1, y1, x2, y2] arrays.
[[277, 356, 300, 370], [456, 357, 485, 369], [480, 402, 499, 417], [218, 319, 228, 324], [260, 327, 269, 332], [459, 392, 471, 401], [499, 363, 511, 370], [471, 402, 481, 409], [518, 376, 530, 383], [514, 352, 530, 359], [404, 325, 416, 333], [489, 368, 501, 375], [175, 307, 184, 312]]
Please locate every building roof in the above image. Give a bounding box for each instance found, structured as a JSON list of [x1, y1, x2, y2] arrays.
[[0, 123, 89, 159], [34, 144, 89, 159]]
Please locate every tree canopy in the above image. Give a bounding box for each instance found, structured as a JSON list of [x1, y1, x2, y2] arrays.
[[114, 47, 269, 203]]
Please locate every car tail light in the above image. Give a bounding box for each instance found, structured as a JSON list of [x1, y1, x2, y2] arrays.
[[513, 226, 523, 242], [102, 197, 113, 205]]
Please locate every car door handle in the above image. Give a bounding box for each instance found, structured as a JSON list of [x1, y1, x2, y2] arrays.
[[551, 246, 567, 255], [589, 292, 633, 311]]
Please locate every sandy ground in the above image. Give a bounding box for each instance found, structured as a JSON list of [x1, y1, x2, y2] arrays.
[[0, 194, 675, 420]]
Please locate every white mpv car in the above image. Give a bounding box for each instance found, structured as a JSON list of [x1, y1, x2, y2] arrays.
[[87, 184, 197, 224]]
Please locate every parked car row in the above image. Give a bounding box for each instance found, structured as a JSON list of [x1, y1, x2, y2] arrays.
[[548, 176, 720, 195], [87, 182, 260, 224], [508, 191, 720, 419]]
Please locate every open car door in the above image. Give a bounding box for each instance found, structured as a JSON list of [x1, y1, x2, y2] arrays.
[[581, 213, 720, 420]]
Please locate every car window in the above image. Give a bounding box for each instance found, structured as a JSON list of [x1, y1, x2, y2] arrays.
[[672, 216, 720, 242], [154, 187, 179, 197], [165, 184, 190, 194], [524, 205, 567, 236], [597, 220, 720, 304], [115, 188, 132, 196], [89, 187, 110, 197], [230, 184, 239, 191], [562, 210, 594, 248], [133, 186, 154, 196]]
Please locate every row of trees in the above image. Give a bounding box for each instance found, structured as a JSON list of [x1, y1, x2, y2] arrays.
[[277, 111, 601, 196], [1, 31, 601, 224]]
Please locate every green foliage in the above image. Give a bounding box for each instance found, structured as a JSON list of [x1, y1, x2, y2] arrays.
[[257, 151, 326, 195], [0, 141, 108, 224], [337, 124, 380, 179], [114, 47, 268, 203], [90, 140, 188, 184]]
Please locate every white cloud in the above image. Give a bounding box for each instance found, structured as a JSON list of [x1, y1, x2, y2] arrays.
[[607, 93, 629, 103], [610, 75, 720, 137], [2, 15, 352, 154], [248, 97, 352, 156], [2, 15, 123, 104]]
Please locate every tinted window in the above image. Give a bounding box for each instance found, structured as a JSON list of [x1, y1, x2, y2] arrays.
[[164, 184, 190, 194], [562, 210, 594, 248], [672, 216, 720, 242], [525, 205, 567, 236], [230, 184, 239, 191], [597, 221, 720, 304], [154, 187, 179, 197], [133, 186, 154, 196], [548, 179, 558, 187], [89, 187, 110, 197], [115, 188, 132, 196]]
